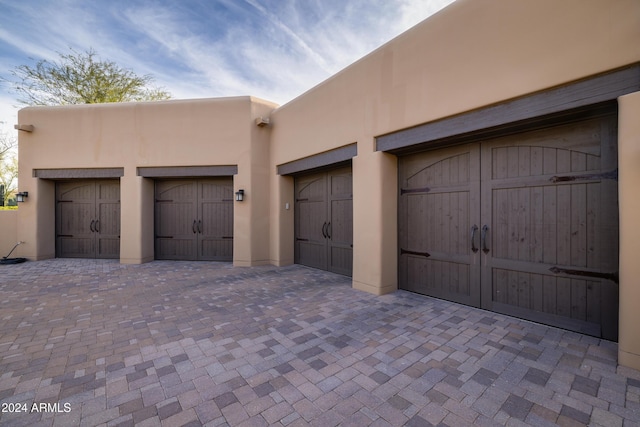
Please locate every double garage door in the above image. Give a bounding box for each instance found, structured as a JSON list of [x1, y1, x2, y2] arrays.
[[155, 178, 233, 261], [295, 166, 353, 276], [399, 116, 619, 340], [56, 180, 121, 259]]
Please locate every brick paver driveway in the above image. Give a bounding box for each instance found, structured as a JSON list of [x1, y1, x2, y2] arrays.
[[0, 259, 639, 426]]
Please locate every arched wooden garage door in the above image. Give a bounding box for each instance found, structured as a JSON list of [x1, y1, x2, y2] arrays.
[[295, 166, 353, 276], [56, 180, 121, 259], [155, 178, 233, 261], [399, 116, 619, 340]]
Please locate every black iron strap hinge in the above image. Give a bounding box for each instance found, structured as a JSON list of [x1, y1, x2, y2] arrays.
[[400, 187, 430, 195], [400, 248, 430, 258], [550, 169, 618, 183], [549, 266, 618, 284]]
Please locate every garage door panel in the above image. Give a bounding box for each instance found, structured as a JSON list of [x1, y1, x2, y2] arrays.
[[404, 152, 471, 188], [97, 181, 120, 201], [201, 201, 233, 237], [492, 267, 610, 327], [297, 201, 326, 241], [58, 237, 94, 258], [330, 172, 352, 196], [58, 202, 93, 236], [491, 183, 610, 268], [199, 238, 233, 261], [483, 117, 618, 340], [200, 179, 233, 201], [399, 144, 480, 305], [97, 238, 120, 259], [97, 200, 121, 259], [401, 115, 618, 341], [405, 192, 470, 256], [330, 246, 352, 276], [295, 167, 353, 276], [155, 178, 233, 261], [329, 199, 352, 244], [297, 241, 327, 270], [58, 182, 94, 202], [156, 203, 195, 237], [297, 176, 325, 201], [56, 180, 120, 259], [156, 238, 196, 260], [98, 202, 120, 235], [405, 257, 472, 303], [156, 181, 196, 201], [200, 179, 233, 261]]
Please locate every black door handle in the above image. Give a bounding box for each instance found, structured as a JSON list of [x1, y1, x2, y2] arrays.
[[322, 222, 327, 238], [90, 220, 95, 232], [481, 224, 489, 254], [471, 224, 479, 253], [94, 220, 99, 233], [327, 222, 331, 239], [193, 220, 197, 234], [198, 220, 202, 234]]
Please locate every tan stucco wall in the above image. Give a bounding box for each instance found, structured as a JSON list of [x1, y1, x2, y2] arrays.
[[0, 210, 18, 256], [13, 0, 640, 371], [17, 96, 278, 264], [618, 91, 640, 371], [268, 0, 640, 295]]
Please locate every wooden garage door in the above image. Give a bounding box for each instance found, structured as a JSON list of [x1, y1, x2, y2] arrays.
[[295, 166, 353, 276], [155, 178, 233, 261], [56, 180, 120, 259], [399, 116, 619, 340]]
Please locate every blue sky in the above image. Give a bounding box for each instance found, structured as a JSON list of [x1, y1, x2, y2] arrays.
[[0, 0, 454, 136]]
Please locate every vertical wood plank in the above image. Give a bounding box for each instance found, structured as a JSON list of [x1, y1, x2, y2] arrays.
[[531, 146, 543, 176], [518, 272, 531, 309], [557, 148, 571, 174], [556, 277, 571, 317], [519, 146, 531, 177], [518, 187, 529, 261], [508, 188, 519, 260], [508, 270, 519, 306], [508, 147, 519, 178], [586, 183, 599, 269], [571, 279, 587, 321], [543, 186, 557, 264], [543, 276, 557, 315], [531, 186, 544, 263], [570, 183, 587, 268], [585, 281, 601, 324], [494, 147, 508, 180], [556, 185, 571, 266], [531, 273, 543, 312]]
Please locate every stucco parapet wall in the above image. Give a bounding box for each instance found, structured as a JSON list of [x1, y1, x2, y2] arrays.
[[18, 95, 279, 172], [18, 95, 278, 114], [17, 96, 279, 139]]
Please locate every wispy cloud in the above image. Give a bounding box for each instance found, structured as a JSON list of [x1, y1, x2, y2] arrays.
[[0, 0, 455, 129]]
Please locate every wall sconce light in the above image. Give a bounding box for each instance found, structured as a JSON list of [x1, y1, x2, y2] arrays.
[[235, 189, 245, 202], [16, 192, 28, 202]]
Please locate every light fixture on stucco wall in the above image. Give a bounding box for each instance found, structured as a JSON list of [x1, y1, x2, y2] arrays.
[[235, 189, 245, 202]]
